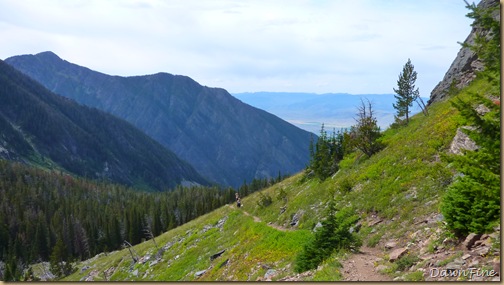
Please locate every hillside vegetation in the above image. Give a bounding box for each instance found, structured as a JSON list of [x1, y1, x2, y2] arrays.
[[59, 73, 499, 281]]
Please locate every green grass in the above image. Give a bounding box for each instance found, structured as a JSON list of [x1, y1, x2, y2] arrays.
[[62, 77, 494, 281]]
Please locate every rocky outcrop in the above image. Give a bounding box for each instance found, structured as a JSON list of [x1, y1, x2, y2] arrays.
[[428, 0, 500, 105], [449, 127, 479, 155]]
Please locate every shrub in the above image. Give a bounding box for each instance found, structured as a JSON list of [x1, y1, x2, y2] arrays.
[[257, 192, 273, 208], [295, 202, 361, 273], [395, 254, 419, 271]]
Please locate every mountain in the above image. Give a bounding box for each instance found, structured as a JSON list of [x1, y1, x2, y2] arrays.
[[5, 53, 314, 188], [0, 60, 208, 191], [232, 92, 425, 134]]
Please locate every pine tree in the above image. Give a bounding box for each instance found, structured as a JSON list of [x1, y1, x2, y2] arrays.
[[393, 58, 419, 124], [441, 92, 500, 235], [350, 99, 383, 157], [50, 237, 73, 278]]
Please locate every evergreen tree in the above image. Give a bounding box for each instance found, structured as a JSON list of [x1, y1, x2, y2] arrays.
[[350, 99, 383, 157], [441, 92, 500, 235], [393, 58, 419, 124], [295, 200, 361, 273], [49, 238, 73, 279]]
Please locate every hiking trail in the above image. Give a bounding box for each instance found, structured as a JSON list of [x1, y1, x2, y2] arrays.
[[340, 246, 392, 281], [228, 203, 391, 281], [228, 204, 291, 232]]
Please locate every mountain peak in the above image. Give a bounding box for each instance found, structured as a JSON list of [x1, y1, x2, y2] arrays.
[[35, 51, 62, 61]]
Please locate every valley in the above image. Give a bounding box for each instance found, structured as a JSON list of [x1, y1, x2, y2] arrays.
[[0, 0, 500, 281]]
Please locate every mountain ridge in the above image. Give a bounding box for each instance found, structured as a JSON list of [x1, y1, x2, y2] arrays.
[[0, 59, 208, 191], [6, 52, 314, 188]]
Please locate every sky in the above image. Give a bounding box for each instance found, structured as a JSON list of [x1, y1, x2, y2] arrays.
[[0, 0, 473, 96]]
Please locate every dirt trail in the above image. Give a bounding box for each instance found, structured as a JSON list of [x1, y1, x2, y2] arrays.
[[228, 204, 390, 281], [228, 204, 291, 232], [341, 246, 392, 281]]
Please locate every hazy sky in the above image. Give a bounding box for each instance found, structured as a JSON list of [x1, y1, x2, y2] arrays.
[[0, 0, 473, 95]]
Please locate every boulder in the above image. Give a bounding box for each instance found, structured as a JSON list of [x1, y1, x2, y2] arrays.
[[389, 247, 408, 262], [195, 270, 207, 278], [463, 233, 482, 249], [449, 127, 478, 155], [210, 249, 226, 261]]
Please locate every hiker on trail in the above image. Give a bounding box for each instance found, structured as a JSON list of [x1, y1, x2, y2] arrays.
[[235, 193, 242, 208]]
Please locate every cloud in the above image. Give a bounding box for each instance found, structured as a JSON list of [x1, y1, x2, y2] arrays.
[[0, 0, 473, 95]]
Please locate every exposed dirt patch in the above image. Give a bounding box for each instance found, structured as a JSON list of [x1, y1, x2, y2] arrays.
[[341, 246, 392, 281]]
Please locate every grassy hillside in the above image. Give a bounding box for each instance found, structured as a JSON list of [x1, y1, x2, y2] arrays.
[[61, 76, 499, 281]]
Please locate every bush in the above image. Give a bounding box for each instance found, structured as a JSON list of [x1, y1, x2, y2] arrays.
[[276, 188, 287, 203], [257, 192, 273, 208], [338, 178, 353, 194], [395, 254, 419, 271], [295, 202, 361, 273], [441, 176, 500, 235]]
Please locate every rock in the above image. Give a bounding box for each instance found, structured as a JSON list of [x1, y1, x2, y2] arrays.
[[428, 0, 499, 106], [463, 233, 482, 249], [264, 269, 277, 279], [468, 259, 480, 267], [368, 218, 383, 227], [493, 260, 501, 276], [219, 259, 229, 268], [442, 237, 456, 246], [385, 241, 397, 249], [349, 221, 361, 233], [475, 104, 490, 115], [389, 247, 408, 262], [449, 127, 479, 155], [149, 260, 158, 267], [216, 217, 227, 229], [375, 265, 388, 272], [195, 270, 207, 278], [210, 249, 226, 261], [474, 246, 490, 256], [313, 222, 323, 232], [445, 258, 465, 271], [290, 210, 304, 227], [462, 253, 472, 260], [280, 206, 287, 215], [132, 269, 139, 277]]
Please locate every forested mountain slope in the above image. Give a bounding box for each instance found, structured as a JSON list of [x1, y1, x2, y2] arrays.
[[0, 60, 208, 191], [5, 53, 313, 188]]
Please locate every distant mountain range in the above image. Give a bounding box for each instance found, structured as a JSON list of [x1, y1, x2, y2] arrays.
[[0, 60, 208, 191], [233, 92, 426, 134], [6, 52, 313, 188]]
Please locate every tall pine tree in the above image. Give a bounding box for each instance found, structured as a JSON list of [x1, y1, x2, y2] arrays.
[[393, 58, 419, 124]]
